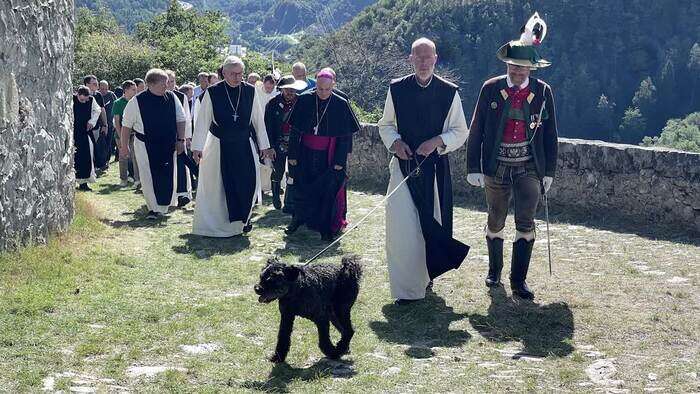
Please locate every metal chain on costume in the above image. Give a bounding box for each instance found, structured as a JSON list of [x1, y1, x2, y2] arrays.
[[224, 82, 242, 121], [303, 155, 428, 266], [314, 95, 332, 134]]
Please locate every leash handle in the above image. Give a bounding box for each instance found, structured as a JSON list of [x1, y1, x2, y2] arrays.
[[303, 155, 429, 266]]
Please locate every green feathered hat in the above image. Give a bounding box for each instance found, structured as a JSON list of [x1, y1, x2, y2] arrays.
[[497, 12, 551, 69]]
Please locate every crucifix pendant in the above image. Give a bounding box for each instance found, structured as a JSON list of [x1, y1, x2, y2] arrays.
[[313, 126, 318, 135], [233, 114, 239, 122]]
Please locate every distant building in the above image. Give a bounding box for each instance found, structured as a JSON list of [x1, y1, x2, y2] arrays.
[[228, 44, 247, 57], [178, 1, 193, 10]]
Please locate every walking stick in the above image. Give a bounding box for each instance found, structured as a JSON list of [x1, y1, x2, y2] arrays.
[[541, 182, 553, 276], [532, 84, 553, 276]]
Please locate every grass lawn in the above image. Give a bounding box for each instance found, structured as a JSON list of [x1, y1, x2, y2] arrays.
[[0, 167, 698, 392]]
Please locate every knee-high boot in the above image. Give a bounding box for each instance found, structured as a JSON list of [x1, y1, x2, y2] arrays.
[[510, 238, 535, 300], [485, 237, 504, 287]]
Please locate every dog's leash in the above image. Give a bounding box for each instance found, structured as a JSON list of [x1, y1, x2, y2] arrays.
[[302, 155, 428, 266]]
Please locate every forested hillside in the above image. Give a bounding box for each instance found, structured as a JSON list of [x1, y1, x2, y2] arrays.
[[296, 0, 700, 143], [76, 0, 375, 52]]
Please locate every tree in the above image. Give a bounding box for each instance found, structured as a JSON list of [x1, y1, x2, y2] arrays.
[[74, 7, 157, 87], [642, 112, 700, 153], [688, 43, 700, 110], [632, 76, 660, 132], [594, 94, 616, 140], [618, 106, 647, 144], [75, 6, 120, 50], [135, 0, 229, 82], [74, 32, 157, 88]]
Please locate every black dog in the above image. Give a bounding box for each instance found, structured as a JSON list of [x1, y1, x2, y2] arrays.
[[254, 256, 362, 363]]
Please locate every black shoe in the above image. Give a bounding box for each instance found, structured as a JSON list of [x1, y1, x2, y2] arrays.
[[146, 211, 158, 220], [243, 223, 253, 233], [177, 196, 190, 208], [77, 183, 92, 191], [485, 237, 504, 287], [285, 218, 302, 234], [271, 181, 282, 210], [426, 280, 434, 292], [511, 281, 535, 300], [510, 238, 535, 300]]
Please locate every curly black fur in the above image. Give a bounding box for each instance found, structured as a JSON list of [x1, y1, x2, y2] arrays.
[[254, 255, 362, 363]]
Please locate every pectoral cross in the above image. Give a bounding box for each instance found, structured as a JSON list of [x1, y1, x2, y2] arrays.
[[233, 114, 239, 122], [313, 125, 318, 135]]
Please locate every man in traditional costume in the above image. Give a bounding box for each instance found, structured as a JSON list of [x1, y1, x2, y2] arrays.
[[165, 70, 196, 207], [285, 68, 360, 241], [121, 69, 188, 219], [466, 13, 558, 300], [378, 38, 470, 304], [264, 75, 307, 210], [73, 85, 102, 191], [191, 56, 275, 237]]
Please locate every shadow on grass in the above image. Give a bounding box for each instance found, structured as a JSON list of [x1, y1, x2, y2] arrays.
[[96, 183, 124, 195], [272, 229, 345, 264], [369, 292, 471, 358], [100, 205, 170, 228], [252, 204, 292, 230], [468, 286, 574, 358], [172, 233, 251, 259], [240, 359, 355, 393]]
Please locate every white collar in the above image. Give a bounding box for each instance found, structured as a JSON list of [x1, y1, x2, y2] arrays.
[[506, 75, 529, 90]]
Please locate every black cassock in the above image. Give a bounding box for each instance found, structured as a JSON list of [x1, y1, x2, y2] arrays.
[[208, 81, 258, 222], [173, 89, 198, 196], [288, 91, 360, 236], [390, 74, 470, 279], [73, 95, 95, 181], [134, 90, 177, 205]]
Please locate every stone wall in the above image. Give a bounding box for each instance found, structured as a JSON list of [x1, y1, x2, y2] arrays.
[[349, 125, 700, 235], [0, 0, 75, 250]]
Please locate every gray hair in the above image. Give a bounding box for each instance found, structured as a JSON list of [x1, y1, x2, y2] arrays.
[[292, 62, 307, 72], [411, 37, 437, 54], [222, 55, 245, 71], [99, 80, 109, 87], [144, 68, 169, 86]]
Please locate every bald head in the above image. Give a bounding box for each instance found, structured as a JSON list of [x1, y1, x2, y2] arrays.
[[292, 62, 307, 81], [411, 37, 437, 55], [409, 37, 438, 84]]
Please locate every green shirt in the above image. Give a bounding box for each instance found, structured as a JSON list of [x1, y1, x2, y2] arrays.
[[112, 97, 129, 140], [112, 97, 129, 118]]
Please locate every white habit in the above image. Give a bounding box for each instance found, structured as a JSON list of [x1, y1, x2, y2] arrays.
[[77, 98, 102, 185], [378, 86, 469, 300], [191, 85, 270, 237], [122, 92, 186, 213]]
